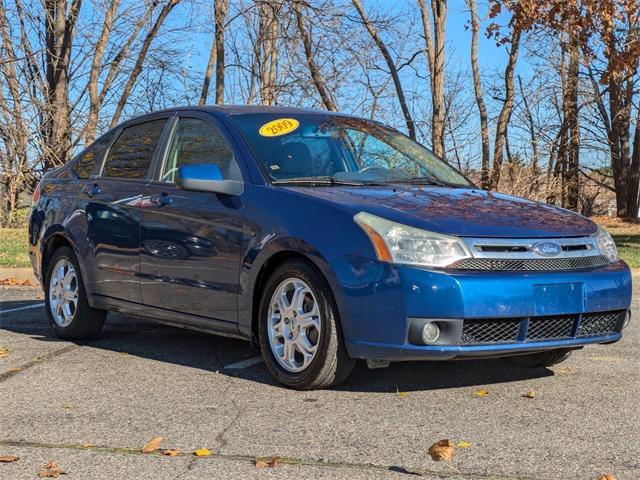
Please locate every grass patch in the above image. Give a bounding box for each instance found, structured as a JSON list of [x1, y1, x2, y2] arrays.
[[0, 227, 30, 268], [591, 216, 640, 268]]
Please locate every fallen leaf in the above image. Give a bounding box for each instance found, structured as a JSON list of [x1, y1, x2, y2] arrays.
[[62, 403, 73, 410], [428, 439, 455, 462], [456, 440, 472, 449], [37, 462, 67, 478], [0, 455, 19, 463], [194, 448, 211, 457], [255, 457, 282, 468], [521, 390, 537, 399], [302, 398, 318, 402], [81, 444, 93, 449], [0, 278, 36, 287], [396, 388, 409, 398], [141, 436, 164, 453], [473, 388, 489, 397], [597, 475, 616, 480], [0, 348, 9, 359], [162, 449, 180, 457]]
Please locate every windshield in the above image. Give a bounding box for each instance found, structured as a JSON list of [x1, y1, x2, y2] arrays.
[[232, 113, 471, 187]]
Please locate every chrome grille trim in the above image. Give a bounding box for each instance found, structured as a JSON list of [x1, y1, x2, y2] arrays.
[[450, 256, 609, 271], [460, 310, 624, 346], [460, 236, 599, 259]]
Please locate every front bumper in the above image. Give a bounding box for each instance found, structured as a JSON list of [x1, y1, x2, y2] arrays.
[[332, 257, 632, 361]]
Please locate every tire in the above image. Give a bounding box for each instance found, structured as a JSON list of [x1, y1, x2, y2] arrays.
[[500, 348, 572, 368], [258, 259, 356, 390], [44, 246, 106, 340]]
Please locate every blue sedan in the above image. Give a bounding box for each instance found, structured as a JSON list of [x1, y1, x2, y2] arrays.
[[29, 106, 632, 389]]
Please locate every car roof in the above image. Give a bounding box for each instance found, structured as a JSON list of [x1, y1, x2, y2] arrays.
[[122, 105, 357, 124]]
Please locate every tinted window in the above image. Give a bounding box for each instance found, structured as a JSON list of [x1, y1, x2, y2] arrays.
[[103, 120, 166, 179], [161, 118, 240, 183], [73, 132, 114, 179]]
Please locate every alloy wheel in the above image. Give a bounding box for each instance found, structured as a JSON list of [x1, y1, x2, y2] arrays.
[[48, 258, 79, 327]]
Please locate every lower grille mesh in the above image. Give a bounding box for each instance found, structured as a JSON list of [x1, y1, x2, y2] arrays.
[[460, 310, 623, 345], [451, 256, 609, 272], [527, 316, 575, 340], [461, 319, 520, 344], [577, 311, 620, 337]]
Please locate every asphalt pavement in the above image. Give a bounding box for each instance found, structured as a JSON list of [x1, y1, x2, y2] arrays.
[[0, 278, 638, 480]]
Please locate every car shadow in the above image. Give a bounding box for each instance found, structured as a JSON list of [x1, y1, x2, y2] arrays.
[[0, 303, 554, 392]]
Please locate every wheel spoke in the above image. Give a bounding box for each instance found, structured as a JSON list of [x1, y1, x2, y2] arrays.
[[292, 284, 307, 312], [298, 312, 320, 331], [283, 339, 295, 364]]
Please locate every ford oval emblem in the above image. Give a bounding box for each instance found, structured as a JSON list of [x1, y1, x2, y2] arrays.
[[532, 242, 562, 257]]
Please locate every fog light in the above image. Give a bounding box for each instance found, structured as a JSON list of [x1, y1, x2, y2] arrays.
[[421, 322, 440, 344], [623, 310, 631, 329]]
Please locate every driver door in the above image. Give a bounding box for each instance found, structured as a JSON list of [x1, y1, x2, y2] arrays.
[[139, 114, 247, 328]]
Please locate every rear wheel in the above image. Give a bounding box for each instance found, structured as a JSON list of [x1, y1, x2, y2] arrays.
[[500, 349, 572, 368], [45, 247, 106, 340], [258, 259, 355, 390]]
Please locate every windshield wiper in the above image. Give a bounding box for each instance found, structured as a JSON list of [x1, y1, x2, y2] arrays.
[[271, 176, 383, 187], [385, 177, 468, 188]]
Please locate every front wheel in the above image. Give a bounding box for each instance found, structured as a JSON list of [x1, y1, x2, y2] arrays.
[[500, 349, 572, 368], [45, 246, 106, 340], [258, 259, 355, 390]]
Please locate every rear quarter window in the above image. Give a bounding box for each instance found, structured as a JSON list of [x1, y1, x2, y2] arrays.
[[73, 132, 114, 179], [102, 119, 167, 179]]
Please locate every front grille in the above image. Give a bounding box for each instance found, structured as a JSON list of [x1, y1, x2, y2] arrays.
[[577, 311, 620, 337], [460, 318, 521, 344], [527, 315, 575, 340], [450, 256, 609, 272], [460, 310, 623, 345]]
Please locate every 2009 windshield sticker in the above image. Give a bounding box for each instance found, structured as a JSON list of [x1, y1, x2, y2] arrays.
[[259, 118, 299, 137]]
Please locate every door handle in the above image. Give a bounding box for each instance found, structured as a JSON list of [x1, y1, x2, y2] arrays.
[[82, 183, 101, 198], [150, 192, 172, 207]]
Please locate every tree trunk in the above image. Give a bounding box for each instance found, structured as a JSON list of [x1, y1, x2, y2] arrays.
[[214, 0, 228, 104], [199, 36, 217, 106], [293, 0, 337, 111], [43, 0, 82, 168], [85, 0, 120, 144], [466, 0, 490, 187], [565, 33, 580, 211], [352, 0, 416, 139], [417, 0, 446, 156], [489, 29, 521, 190], [258, 1, 280, 105]]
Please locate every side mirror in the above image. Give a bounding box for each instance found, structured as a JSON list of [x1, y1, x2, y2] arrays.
[[176, 164, 243, 195]]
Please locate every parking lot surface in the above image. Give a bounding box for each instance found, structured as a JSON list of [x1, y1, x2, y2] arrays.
[[1, 277, 638, 479]]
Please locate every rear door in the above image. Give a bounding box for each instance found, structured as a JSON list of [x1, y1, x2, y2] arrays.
[[87, 117, 170, 303], [139, 113, 247, 329]]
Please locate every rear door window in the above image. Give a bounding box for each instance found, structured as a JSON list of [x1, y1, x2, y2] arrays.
[[102, 119, 167, 179], [161, 117, 241, 183], [73, 132, 114, 179]]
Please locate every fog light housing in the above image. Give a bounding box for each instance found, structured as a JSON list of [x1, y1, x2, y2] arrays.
[[421, 322, 440, 344]]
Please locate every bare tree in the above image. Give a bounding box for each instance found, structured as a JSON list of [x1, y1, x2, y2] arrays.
[[466, 0, 490, 187], [417, 0, 446, 156], [351, 0, 415, 139]]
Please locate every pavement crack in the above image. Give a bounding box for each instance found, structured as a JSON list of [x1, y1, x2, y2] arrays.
[[0, 439, 541, 480], [0, 344, 77, 383]]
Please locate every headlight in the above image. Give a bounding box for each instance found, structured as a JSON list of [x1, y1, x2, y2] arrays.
[[596, 226, 618, 262], [354, 212, 471, 267]]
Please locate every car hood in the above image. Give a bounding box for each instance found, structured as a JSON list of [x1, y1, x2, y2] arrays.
[[288, 185, 597, 238]]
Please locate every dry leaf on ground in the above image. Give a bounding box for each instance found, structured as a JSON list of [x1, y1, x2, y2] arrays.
[[473, 388, 489, 397], [37, 462, 67, 478], [522, 390, 537, 399], [141, 436, 164, 453], [396, 388, 409, 398], [597, 475, 616, 480], [0, 455, 19, 463], [162, 449, 180, 457], [194, 448, 211, 457], [456, 441, 471, 449], [255, 457, 282, 468], [428, 439, 455, 461], [0, 348, 9, 359], [0, 278, 36, 287]]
